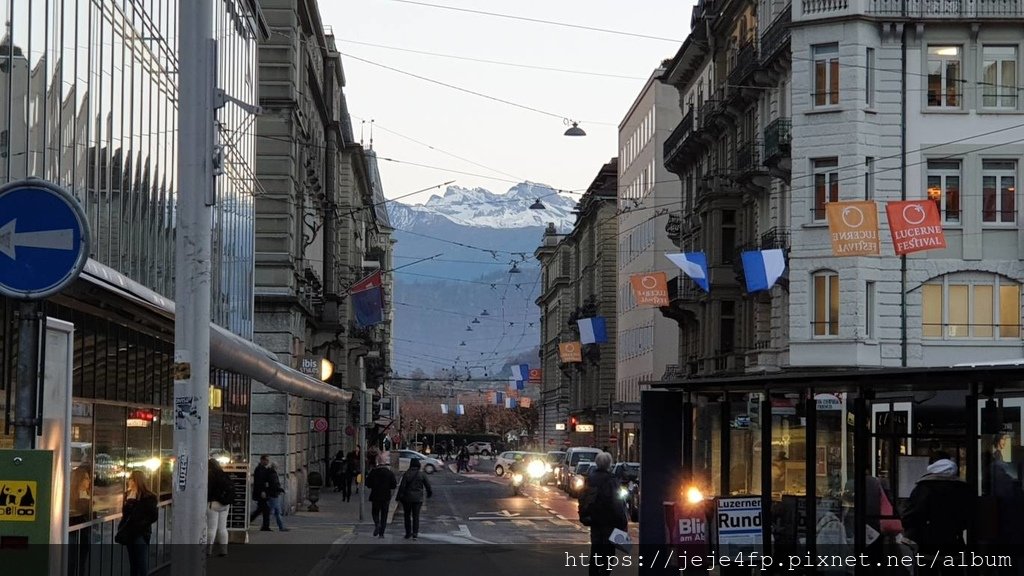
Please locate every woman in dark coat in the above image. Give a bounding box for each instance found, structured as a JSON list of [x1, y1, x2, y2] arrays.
[[117, 470, 159, 576], [581, 452, 628, 576], [903, 457, 973, 576], [396, 458, 433, 539], [329, 451, 345, 492]]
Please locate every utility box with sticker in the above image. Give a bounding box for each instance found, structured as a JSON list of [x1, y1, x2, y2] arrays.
[[0, 450, 54, 574]]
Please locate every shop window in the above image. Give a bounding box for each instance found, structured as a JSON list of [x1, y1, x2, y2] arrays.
[[813, 43, 840, 107], [92, 404, 127, 517], [926, 160, 961, 223], [982, 46, 1017, 109], [982, 160, 1016, 224], [927, 46, 962, 108], [813, 271, 840, 337], [813, 158, 839, 221], [921, 274, 1022, 339]]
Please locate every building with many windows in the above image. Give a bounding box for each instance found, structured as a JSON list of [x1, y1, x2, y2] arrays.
[[0, 0, 347, 569], [615, 69, 681, 461], [638, 0, 1024, 564], [536, 160, 618, 449]]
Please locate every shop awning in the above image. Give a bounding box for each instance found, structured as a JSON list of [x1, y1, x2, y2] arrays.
[[79, 259, 351, 404]]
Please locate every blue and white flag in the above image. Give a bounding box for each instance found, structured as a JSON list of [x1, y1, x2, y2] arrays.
[[577, 316, 608, 345], [740, 249, 787, 293], [496, 391, 504, 406], [441, 404, 449, 415], [665, 252, 710, 292], [505, 397, 517, 409], [511, 364, 529, 381], [456, 404, 465, 416]]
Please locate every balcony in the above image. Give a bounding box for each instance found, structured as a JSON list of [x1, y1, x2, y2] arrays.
[[867, 0, 1024, 17], [663, 108, 694, 174], [759, 226, 791, 250], [760, 5, 792, 69], [763, 117, 792, 181], [660, 276, 702, 324], [729, 41, 761, 89]]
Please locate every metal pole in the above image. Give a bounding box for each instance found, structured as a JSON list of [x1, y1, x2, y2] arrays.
[[172, 0, 213, 569], [13, 301, 41, 450], [358, 357, 366, 521]]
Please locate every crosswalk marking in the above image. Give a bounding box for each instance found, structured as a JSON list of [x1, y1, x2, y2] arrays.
[[511, 520, 534, 527]]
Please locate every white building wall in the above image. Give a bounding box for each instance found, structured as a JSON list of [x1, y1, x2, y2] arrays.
[[789, 16, 1024, 368], [617, 74, 682, 402]]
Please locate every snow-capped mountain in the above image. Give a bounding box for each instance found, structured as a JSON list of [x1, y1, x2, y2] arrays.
[[388, 182, 578, 231]]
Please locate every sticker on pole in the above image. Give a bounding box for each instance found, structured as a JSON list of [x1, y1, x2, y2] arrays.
[[0, 178, 91, 300], [176, 455, 189, 492], [0, 480, 38, 521]]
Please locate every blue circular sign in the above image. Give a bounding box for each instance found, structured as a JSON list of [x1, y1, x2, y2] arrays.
[[0, 178, 90, 300]]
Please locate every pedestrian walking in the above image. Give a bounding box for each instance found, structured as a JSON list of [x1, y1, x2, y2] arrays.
[[207, 458, 235, 556], [366, 451, 397, 538], [345, 447, 361, 498], [457, 446, 469, 473], [329, 450, 346, 492], [115, 471, 159, 576], [396, 458, 432, 539], [249, 454, 272, 530], [266, 462, 289, 531], [577, 452, 627, 576], [902, 454, 972, 576]]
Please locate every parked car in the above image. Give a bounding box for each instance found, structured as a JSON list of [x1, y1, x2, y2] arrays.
[[558, 447, 601, 491], [396, 450, 445, 474], [545, 451, 566, 485], [465, 441, 493, 456], [494, 451, 530, 477]]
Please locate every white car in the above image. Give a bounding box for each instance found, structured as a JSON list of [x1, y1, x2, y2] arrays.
[[396, 450, 445, 474], [494, 451, 531, 477], [465, 441, 492, 456]]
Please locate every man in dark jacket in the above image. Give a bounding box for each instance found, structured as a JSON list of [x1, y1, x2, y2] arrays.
[[903, 455, 973, 576], [329, 451, 345, 493], [249, 455, 272, 531], [580, 452, 627, 576], [366, 452, 398, 538], [396, 458, 433, 539]]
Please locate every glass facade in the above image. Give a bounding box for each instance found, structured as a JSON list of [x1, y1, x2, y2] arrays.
[[0, 0, 261, 568]]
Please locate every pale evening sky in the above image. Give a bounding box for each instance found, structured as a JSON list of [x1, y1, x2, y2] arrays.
[[321, 0, 696, 204]]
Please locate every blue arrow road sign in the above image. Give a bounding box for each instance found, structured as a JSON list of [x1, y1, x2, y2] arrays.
[[0, 179, 90, 300]]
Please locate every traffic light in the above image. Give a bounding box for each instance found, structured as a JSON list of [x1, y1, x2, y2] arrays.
[[569, 416, 578, 432]]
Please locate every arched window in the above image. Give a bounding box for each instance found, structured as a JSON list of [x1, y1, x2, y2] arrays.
[[921, 273, 1022, 339], [812, 270, 840, 337]]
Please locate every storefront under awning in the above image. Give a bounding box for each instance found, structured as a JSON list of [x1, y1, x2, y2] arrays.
[[79, 259, 351, 404]]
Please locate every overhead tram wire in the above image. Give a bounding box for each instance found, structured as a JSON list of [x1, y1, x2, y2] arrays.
[[337, 39, 648, 80], [338, 51, 618, 127], [382, 0, 683, 43]]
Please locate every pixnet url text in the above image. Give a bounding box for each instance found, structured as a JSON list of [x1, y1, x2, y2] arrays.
[[564, 551, 1014, 571]]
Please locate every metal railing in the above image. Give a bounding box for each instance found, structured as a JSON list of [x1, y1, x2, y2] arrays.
[[763, 117, 792, 162], [729, 41, 759, 87], [802, 0, 849, 15], [663, 108, 694, 165], [760, 226, 791, 250], [760, 5, 792, 63], [736, 140, 764, 174], [867, 0, 1024, 17]]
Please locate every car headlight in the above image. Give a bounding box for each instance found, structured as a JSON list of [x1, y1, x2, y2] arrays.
[[512, 473, 524, 484], [526, 460, 546, 479], [573, 477, 585, 490], [618, 487, 629, 500]]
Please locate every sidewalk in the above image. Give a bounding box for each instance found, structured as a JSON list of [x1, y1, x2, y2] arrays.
[[242, 488, 399, 546]]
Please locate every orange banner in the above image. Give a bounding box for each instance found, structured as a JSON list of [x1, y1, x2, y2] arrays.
[[559, 341, 583, 363], [520, 397, 532, 409], [886, 200, 946, 255], [826, 201, 879, 256], [528, 368, 542, 383], [629, 272, 670, 306]]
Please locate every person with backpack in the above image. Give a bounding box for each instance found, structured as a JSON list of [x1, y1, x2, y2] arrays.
[[578, 452, 627, 576], [396, 458, 433, 539], [207, 458, 235, 556]]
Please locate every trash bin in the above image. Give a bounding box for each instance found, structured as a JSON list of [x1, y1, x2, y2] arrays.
[[307, 470, 323, 512]]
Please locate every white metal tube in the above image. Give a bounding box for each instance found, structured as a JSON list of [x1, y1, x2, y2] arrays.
[[172, 0, 214, 570]]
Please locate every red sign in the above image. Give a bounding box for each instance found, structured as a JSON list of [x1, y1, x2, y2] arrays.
[[528, 368, 542, 383], [547, 439, 555, 446], [886, 200, 947, 255], [312, 417, 329, 433], [608, 435, 618, 443], [344, 425, 355, 437]]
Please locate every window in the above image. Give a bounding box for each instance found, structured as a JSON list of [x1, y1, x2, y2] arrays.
[[813, 158, 839, 220], [982, 160, 1016, 223], [927, 46, 961, 108], [721, 210, 736, 264], [926, 160, 961, 223], [922, 275, 1021, 339], [866, 48, 876, 107], [982, 46, 1017, 109], [813, 44, 840, 107], [813, 272, 840, 336], [865, 157, 875, 200], [866, 281, 876, 339], [720, 301, 736, 352]]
